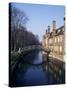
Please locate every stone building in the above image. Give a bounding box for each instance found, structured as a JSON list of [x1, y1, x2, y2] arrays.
[[42, 19, 65, 61]]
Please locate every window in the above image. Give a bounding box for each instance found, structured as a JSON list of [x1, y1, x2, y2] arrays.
[[60, 36, 62, 42], [58, 36, 63, 43], [55, 46, 58, 52], [57, 46, 59, 52], [49, 39, 52, 44], [58, 37, 60, 43], [55, 37, 57, 43], [46, 39, 48, 45], [60, 46, 62, 53]]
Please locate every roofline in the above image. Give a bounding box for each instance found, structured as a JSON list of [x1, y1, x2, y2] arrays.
[[56, 26, 64, 31]]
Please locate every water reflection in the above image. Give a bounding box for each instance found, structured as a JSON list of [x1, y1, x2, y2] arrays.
[[12, 50, 65, 87]]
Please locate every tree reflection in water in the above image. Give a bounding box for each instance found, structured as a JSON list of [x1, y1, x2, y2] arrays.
[[11, 50, 65, 87]]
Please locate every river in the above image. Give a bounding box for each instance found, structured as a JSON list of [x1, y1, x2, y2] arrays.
[[11, 50, 65, 87]]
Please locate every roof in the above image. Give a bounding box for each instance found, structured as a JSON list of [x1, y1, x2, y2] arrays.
[[56, 26, 64, 31], [46, 25, 64, 38]]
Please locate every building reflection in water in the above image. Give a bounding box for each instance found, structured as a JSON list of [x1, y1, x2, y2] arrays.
[[42, 53, 65, 84], [12, 51, 65, 87]]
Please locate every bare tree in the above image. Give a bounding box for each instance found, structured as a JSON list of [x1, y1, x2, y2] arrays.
[[10, 4, 39, 51], [11, 5, 28, 30], [10, 4, 28, 50]]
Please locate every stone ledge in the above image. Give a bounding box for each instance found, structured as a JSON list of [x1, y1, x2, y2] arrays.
[[49, 53, 65, 63]]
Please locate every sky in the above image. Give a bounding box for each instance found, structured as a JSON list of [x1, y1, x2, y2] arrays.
[[11, 3, 65, 41]]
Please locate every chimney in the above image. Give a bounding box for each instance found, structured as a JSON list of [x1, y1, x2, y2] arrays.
[[53, 17, 56, 35]]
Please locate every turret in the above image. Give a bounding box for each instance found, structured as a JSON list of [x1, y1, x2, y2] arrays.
[[53, 18, 56, 35], [48, 25, 50, 33], [46, 29, 47, 34]]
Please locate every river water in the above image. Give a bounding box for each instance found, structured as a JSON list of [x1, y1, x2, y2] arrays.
[[11, 51, 65, 87]]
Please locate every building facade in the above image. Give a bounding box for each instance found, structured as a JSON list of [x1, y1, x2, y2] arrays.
[[42, 19, 65, 61]]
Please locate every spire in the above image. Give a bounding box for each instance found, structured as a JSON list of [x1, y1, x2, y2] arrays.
[[53, 17, 56, 34], [48, 25, 50, 33], [46, 29, 47, 34]]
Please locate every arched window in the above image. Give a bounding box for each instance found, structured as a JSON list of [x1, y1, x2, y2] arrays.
[[60, 46, 62, 53], [55, 37, 57, 43], [58, 37, 60, 43], [46, 39, 48, 44], [49, 38, 52, 44], [60, 36, 62, 42]]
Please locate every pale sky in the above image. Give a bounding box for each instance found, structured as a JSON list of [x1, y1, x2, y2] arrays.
[[11, 3, 65, 41]]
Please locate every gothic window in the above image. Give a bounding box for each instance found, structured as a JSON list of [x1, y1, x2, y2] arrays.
[[58, 37, 60, 43], [49, 38, 53, 44], [60, 36, 63, 42], [60, 46, 62, 53], [55, 37, 57, 43], [46, 39, 48, 45]]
